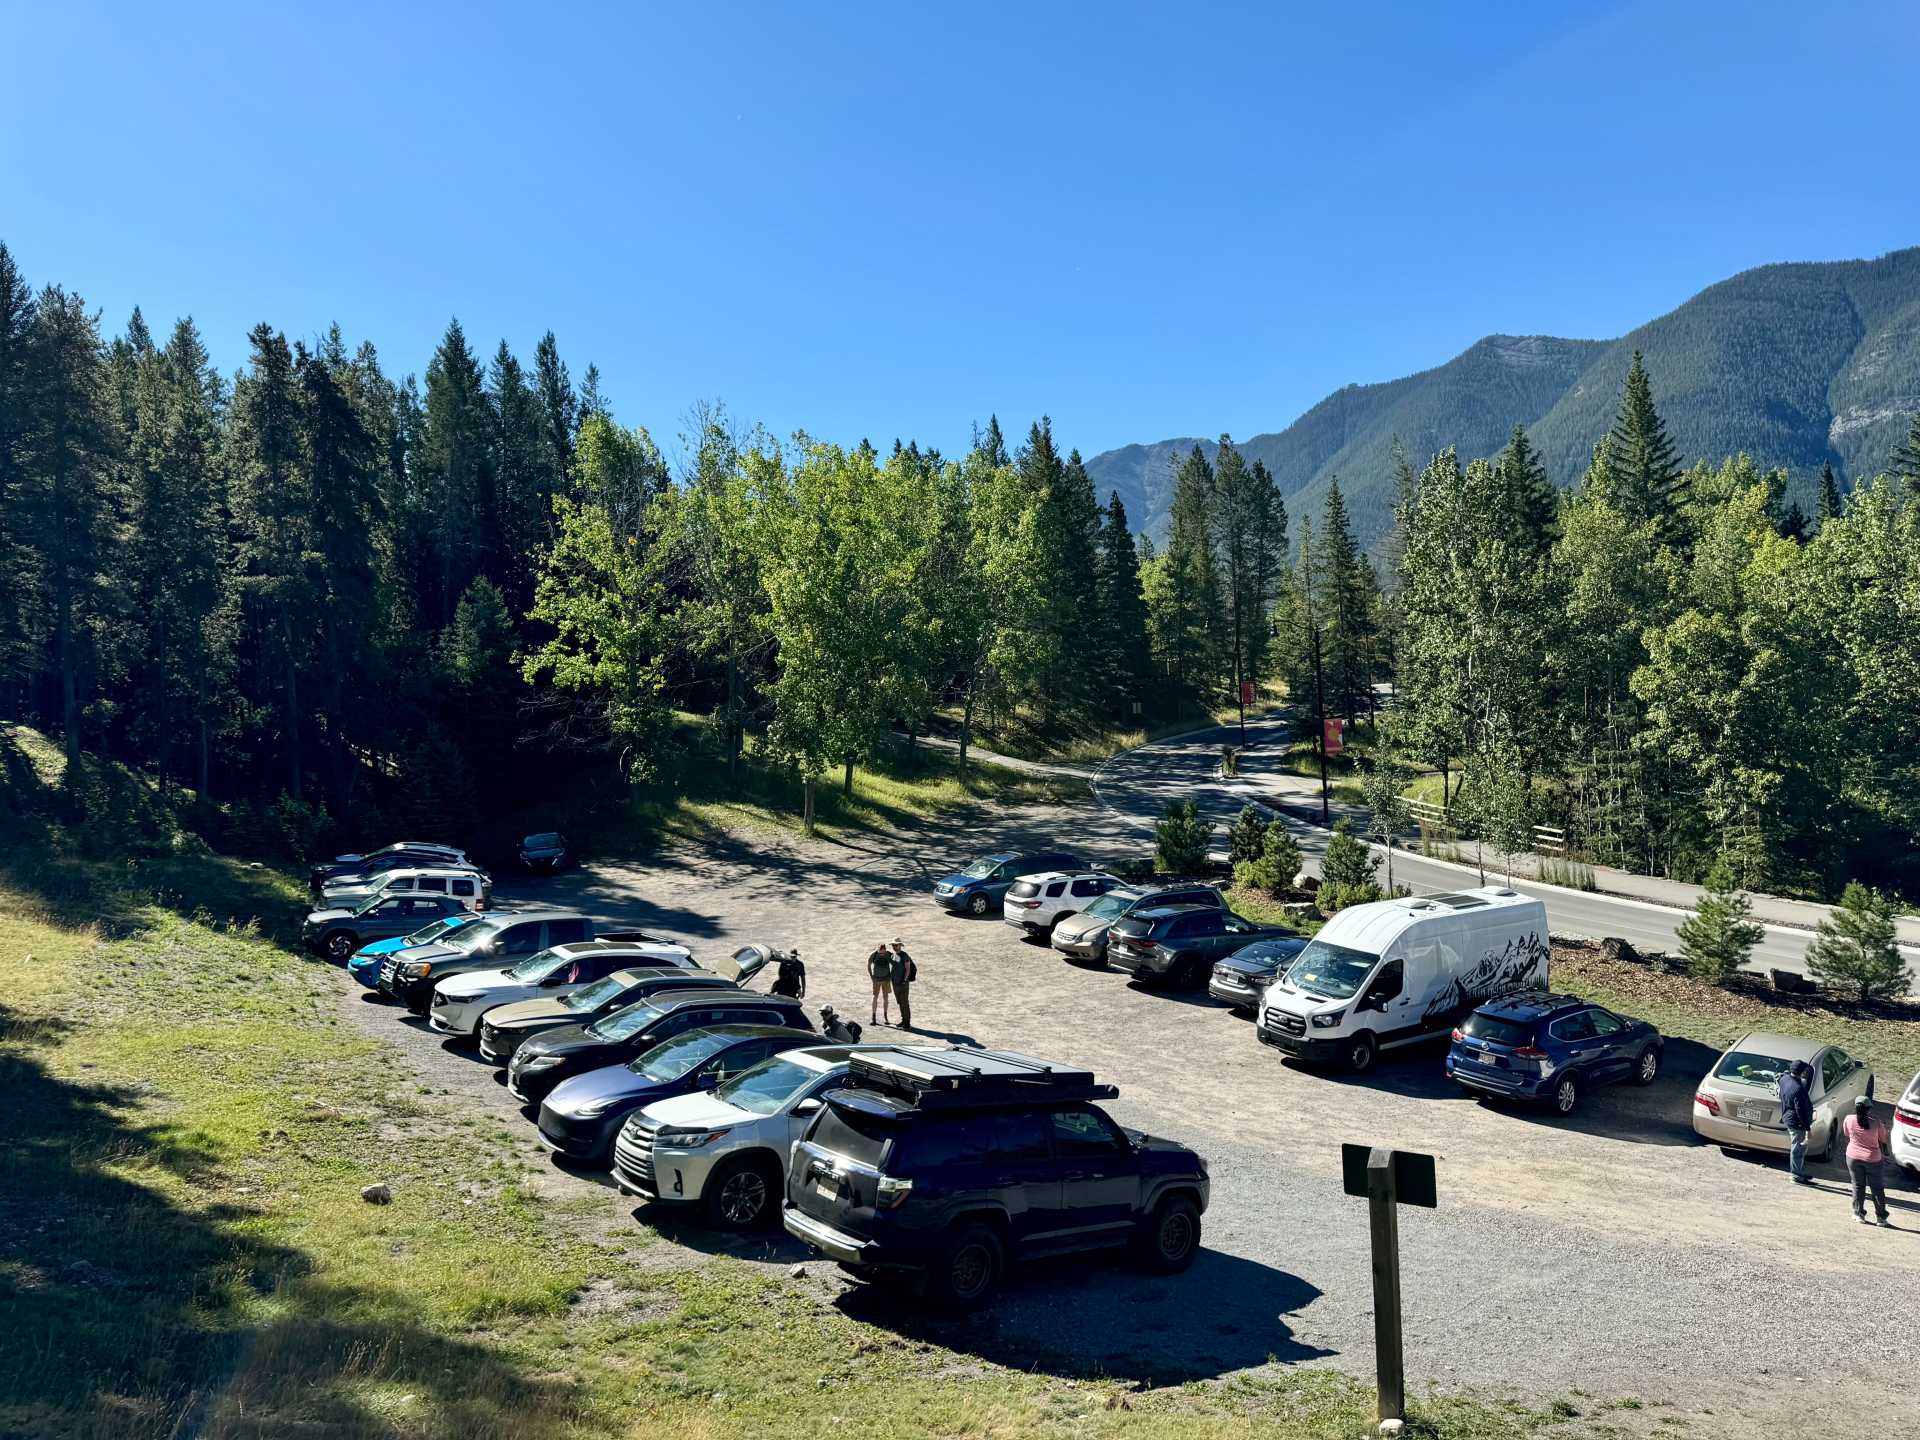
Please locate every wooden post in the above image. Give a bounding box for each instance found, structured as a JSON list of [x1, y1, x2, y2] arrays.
[[1366, 1147, 1405, 1424]]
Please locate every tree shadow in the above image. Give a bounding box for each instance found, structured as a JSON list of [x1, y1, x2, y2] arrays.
[[832, 1247, 1332, 1385], [0, 1001, 584, 1439]]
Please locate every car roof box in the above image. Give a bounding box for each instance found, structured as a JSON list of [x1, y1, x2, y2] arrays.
[[847, 1047, 1117, 1109]]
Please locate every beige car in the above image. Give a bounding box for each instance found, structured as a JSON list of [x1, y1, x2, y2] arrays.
[[1692, 1032, 1874, 1161]]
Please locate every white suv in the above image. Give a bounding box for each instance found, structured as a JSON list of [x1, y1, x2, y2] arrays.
[[1894, 1071, 1920, 1180], [428, 937, 696, 1037], [611, 1044, 924, 1229], [322, 865, 491, 909], [1002, 871, 1122, 938]]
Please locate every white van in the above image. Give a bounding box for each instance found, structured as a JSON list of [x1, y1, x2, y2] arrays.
[[1255, 887, 1550, 1074]]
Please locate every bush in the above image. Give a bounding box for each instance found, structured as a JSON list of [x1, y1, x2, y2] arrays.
[[1321, 818, 1380, 890], [1228, 805, 1269, 864], [1319, 880, 1384, 914], [1676, 862, 1763, 985], [1154, 799, 1209, 875], [270, 793, 334, 863], [1236, 821, 1304, 897], [1807, 881, 1910, 1003]]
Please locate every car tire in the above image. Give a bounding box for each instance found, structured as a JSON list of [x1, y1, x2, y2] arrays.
[[1135, 1196, 1203, 1274], [928, 1223, 1003, 1310], [1633, 1045, 1661, 1086], [1815, 1128, 1834, 1164], [1551, 1073, 1580, 1117], [704, 1154, 780, 1230], [325, 931, 356, 961], [1345, 1032, 1379, 1075], [968, 893, 991, 917]]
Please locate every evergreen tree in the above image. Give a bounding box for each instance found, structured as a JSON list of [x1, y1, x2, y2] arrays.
[[1210, 438, 1288, 722], [1315, 475, 1374, 720], [1776, 500, 1809, 542], [1676, 862, 1763, 985], [1890, 412, 1920, 498], [532, 331, 576, 499], [1153, 798, 1208, 874], [1496, 424, 1558, 552], [577, 363, 608, 426], [0, 243, 37, 688], [975, 414, 1010, 467], [488, 339, 551, 611], [1093, 492, 1153, 714], [418, 319, 496, 626], [1605, 351, 1688, 538], [1017, 427, 1101, 722], [1815, 460, 1845, 525], [1161, 445, 1222, 700], [1806, 881, 1910, 1003], [1227, 803, 1270, 864], [1321, 818, 1380, 889]]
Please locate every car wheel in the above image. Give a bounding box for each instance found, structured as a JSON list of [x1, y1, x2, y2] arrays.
[[968, 892, 991, 916], [1551, 1074, 1580, 1116], [929, 1224, 1003, 1310], [1345, 1033, 1378, 1075], [325, 931, 356, 961], [704, 1155, 779, 1230], [1814, 1127, 1834, 1164], [1135, 1196, 1203, 1274], [1634, 1045, 1661, 1086]]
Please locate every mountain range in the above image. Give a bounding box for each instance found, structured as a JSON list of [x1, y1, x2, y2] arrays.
[[1085, 245, 1920, 551]]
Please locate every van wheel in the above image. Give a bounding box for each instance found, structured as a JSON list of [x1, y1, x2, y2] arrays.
[[968, 893, 991, 916], [929, 1224, 1003, 1310], [1345, 1033, 1378, 1074], [1551, 1074, 1580, 1116], [704, 1155, 778, 1229], [1135, 1196, 1203, 1274], [1634, 1046, 1661, 1086]]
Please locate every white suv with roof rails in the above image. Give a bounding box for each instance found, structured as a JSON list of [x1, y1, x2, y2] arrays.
[[321, 864, 491, 909], [1002, 871, 1123, 938]]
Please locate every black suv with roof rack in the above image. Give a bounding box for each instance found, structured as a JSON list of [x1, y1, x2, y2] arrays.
[[1106, 904, 1290, 988], [782, 1047, 1209, 1309]]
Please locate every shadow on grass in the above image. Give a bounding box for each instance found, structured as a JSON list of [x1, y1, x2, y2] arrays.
[[0, 1002, 583, 1440]]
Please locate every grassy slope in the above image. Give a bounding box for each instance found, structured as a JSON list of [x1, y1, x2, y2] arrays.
[[952, 686, 1288, 768]]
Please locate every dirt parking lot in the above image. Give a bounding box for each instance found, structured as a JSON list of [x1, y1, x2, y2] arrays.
[[338, 798, 1919, 1434]]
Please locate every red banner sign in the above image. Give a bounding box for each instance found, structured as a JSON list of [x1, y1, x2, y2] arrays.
[[1240, 680, 1256, 705], [1324, 717, 1345, 755]]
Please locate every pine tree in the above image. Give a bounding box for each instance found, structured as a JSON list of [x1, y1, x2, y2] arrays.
[[976, 414, 1010, 467], [1162, 444, 1222, 700], [1776, 500, 1809, 542], [1210, 438, 1288, 725], [1020, 430, 1101, 722], [1315, 475, 1374, 720], [418, 319, 496, 625], [1806, 881, 1910, 1003], [488, 340, 551, 612], [1606, 351, 1687, 537], [1890, 412, 1920, 497], [577, 363, 608, 426], [1497, 424, 1559, 552], [1676, 862, 1763, 985], [1153, 798, 1208, 874], [532, 331, 576, 500], [1093, 492, 1153, 715], [0, 244, 37, 689], [1815, 461, 1845, 525]]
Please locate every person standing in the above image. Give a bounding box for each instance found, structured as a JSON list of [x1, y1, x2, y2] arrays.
[[867, 941, 895, 1026], [1778, 1060, 1814, 1184], [1842, 1095, 1892, 1227], [888, 938, 915, 1030]]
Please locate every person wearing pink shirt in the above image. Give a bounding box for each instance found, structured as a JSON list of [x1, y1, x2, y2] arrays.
[[1842, 1095, 1892, 1227]]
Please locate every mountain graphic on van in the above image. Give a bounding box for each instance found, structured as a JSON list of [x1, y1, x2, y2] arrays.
[[1420, 932, 1550, 1027]]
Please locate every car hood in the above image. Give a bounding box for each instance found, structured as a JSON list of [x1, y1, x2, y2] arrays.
[[521, 845, 566, 857], [438, 967, 519, 998], [355, 935, 412, 957], [642, 1090, 751, 1130], [305, 907, 356, 926], [487, 995, 577, 1028], [519, 1024, 617, 1061], [545, 1064, 672, 1114], [1055, 912, 1111, 939], [1216, 953, 1283, 979], [935, 872, 985, 890], [391, 940, 466, 965]]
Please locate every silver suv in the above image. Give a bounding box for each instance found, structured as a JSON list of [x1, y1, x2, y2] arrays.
[[611, 1044, 927, 1229], [1050, 882, 1226, 966]]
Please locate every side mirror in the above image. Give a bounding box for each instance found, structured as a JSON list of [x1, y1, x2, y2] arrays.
[[695, 1072, 719, 1089], [794, 1097, 822, 1117]]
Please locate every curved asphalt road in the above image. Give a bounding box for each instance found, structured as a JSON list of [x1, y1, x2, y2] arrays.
[[1090, 717, 1916, 985]]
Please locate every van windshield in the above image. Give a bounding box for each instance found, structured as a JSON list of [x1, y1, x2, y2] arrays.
[[1281, 939, 1381, 1000]]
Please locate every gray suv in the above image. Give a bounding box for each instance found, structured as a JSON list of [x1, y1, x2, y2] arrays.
[[1051, 882, 1226, 966]]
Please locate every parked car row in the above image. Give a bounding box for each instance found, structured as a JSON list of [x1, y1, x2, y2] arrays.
[[928, 849, 1918, 1166], [333, 895, 1211, 1310]]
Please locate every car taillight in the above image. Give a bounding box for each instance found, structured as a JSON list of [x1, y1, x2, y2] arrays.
[[1450, 1028, 1465, 1042], [1513, 1046, 1548, 1060], [876, 1175, 913, 1210], [1695, 1091, 1721, 1116], [1895, 1109, 1920, 1129]]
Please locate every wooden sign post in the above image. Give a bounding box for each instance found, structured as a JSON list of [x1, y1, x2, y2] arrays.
[[1342, 1144, 1437, 1425]]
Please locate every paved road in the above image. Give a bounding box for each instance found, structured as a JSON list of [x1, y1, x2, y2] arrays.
[[1092, 718, 1920, 986]]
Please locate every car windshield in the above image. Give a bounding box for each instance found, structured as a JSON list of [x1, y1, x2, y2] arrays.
[[1713, 1050, 1796, 1087], [586, 1001, 666, 1041], [1080, 894, 1133, 921], [525, 832, 563, 848], [1282, 939, 1382, 1000], [629, 1029, 736, 1082], [350, 895, 392, 917], [959, 857, 1003, 879], [506, 948, 571, 982], [442, 920, 504, 952], [563, 976, 628, 1011], [404, 916, 466, 944], [714, 1056, 819, 1115]]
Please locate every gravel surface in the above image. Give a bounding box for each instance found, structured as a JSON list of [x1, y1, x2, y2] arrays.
[[334, 792, 1919, 1434]]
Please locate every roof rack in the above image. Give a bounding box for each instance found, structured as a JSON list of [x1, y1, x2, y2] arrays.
[[846, 1047, 1117, 1110]]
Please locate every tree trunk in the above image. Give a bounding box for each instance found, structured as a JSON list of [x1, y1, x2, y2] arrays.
[[843, 758, 854, 796], [802, 774, 816, 835], [58, 586, 78, 767], [196, 716, 210, 800], [725, 648, 740, 784], [283, 616, 301, 800], [1440, 759, 1450, 810], [959, 685, 974, 771], [1384, 835, 1395, 896]]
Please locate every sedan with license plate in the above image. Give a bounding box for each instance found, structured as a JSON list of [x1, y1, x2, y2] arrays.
[[1691, 1032, 1873, 1160], [1208, 935, 1308, 1014], [479, 968, 742, 1064]]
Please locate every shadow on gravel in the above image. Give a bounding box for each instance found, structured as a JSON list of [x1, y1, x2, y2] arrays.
[[834, 1247, 1332, 1384], [1495, 1038, 1720, 1148], [629, 1206, 810, 1263]]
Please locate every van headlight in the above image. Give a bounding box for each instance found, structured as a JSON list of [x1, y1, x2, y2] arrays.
[[1310, 1010, 1347, 1029]]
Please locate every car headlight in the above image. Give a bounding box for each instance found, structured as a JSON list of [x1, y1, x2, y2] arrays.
[[571, 1096, 627, 1119], [401, 962, 433, 979], [517, 1055, 561, 1073], [1310, 1010, 1347, 1029], [655, 1127, 729, 1148]]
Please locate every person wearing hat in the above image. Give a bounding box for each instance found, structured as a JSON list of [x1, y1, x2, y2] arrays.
[[1841, 1094, 1892, 1227], [888, 938, 916, 1030], [866, 941, 896, 1026], [1777, 1060, 1814, 1184]]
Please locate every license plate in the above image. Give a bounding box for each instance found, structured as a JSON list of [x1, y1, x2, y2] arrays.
[[1478, 1050, 1504, 1068], [1742, 1104, 1772, 1123], [813, 1178, 839, 1202]]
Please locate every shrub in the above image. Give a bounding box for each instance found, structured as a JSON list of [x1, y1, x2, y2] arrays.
[[1321, 818, 1379, 890], [1154, 799, 1209, 875], [1236, 821, 1305, 897], [1319, 880, 1384, 914], [1807, 881, 1910, 1003], [1675, 861, 1763, 985], [1228, 805, 1269, 865]]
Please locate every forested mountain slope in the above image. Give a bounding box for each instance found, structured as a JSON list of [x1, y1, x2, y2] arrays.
[[1089, 246, 1920, 549]]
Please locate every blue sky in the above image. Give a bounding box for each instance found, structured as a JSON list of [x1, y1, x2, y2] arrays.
[[3, 1, 1916, 464]]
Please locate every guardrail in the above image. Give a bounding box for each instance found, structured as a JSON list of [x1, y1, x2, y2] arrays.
[[1404, 798, 1566, 856]]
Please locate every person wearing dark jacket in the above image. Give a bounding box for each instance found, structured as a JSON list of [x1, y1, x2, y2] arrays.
[[888, 938, 915, 1030], [1778, 1060, 1814, 1184]]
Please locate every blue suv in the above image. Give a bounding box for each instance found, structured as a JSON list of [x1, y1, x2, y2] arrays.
[[1446, 991, 1662, 1116], [931, 850, 1085, 916]]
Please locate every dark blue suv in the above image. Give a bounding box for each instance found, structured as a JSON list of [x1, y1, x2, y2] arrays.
[[1446, 991, 1662, 1116]]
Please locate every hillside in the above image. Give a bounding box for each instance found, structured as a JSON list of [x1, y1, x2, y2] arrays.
[[1088, 246, 1920, 550]]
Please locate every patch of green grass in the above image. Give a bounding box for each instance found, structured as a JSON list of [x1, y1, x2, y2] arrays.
[[1, 844, 1603, 1438], [951, 687, 1288, 768], [1224, 884, 1325, 937]]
